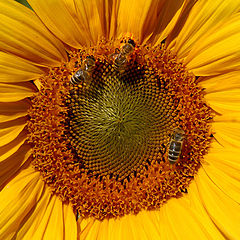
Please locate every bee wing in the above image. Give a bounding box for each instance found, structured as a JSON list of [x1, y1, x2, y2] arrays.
[[109, 53, 118, 62], [109, 48, 120, 60]]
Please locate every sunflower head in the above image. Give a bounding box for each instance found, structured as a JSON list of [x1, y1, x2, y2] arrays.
[[1, 0, 240, 239], [26, 37, 214, 220]]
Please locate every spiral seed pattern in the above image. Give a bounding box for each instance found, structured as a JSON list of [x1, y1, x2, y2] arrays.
[[67, 61, 177, 180]]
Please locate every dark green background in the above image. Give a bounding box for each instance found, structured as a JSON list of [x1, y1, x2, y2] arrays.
[[15, 0, 32, 9]]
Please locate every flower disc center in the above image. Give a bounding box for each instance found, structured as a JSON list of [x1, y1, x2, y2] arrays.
[[68, 62, 174, 180]]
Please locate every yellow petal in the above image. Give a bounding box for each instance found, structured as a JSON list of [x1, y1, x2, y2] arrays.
[[80, 209, 164, 240], [0, 142, 31, 189], [33, 79, 42, 91], [213, 112, 240, 123], [0, 52, 45, 83], [96, 0, 120, 40], [74, 0, 113, 44], [35, 196, 64, 239], [80, 219, 101, 240], [0, 129, 27, 163], [63, 203, 78, 240], [0, 82, 36, 102], [0, 165, 77, 240], [78, 218, 94, 239], [117, 0, 163, 43], [205, 89, 240, 115], [166, 0, 198, 47], [80, 193, 226, 240], [0, 99, 31, 123], [212, 121, 240, 148], [28, 0, 104, 47], [153, 0, 193, 45], [0, 117, 27, 147], [186, 12, 240, 75], [80, 208, 169, 240], [16, 192, 77, 240], [163, 197, 219, 239], [0, 0, 67, 67], [202, 160, 240, 205], [199, 72, 240, 94], [173, 0, 240, 59], [196, 167, 240, 239], [205, 143, 240, 182], [14, 187, 52, 240], [186, 181, 226, 240], [0, 167, 44, 240]]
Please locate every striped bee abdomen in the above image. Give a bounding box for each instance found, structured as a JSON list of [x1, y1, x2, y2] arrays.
[[168, 141, 182, 163], [168, 128, 185, 165]]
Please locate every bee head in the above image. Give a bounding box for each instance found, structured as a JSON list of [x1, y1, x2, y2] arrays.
[[128, 39, 136, 47], [86, 55, 95, 61], [173, 128, 185, 141]]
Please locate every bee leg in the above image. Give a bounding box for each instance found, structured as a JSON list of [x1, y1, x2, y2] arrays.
[[76, 211, 80, 221]]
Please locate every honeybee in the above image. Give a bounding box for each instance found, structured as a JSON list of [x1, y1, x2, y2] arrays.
[[70, 55, 95, 85], [113, 39, 136, 73], [168, 128, 185, 164]]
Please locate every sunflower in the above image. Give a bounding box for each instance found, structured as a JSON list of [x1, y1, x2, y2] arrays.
[[1, 0, 240, 239]]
